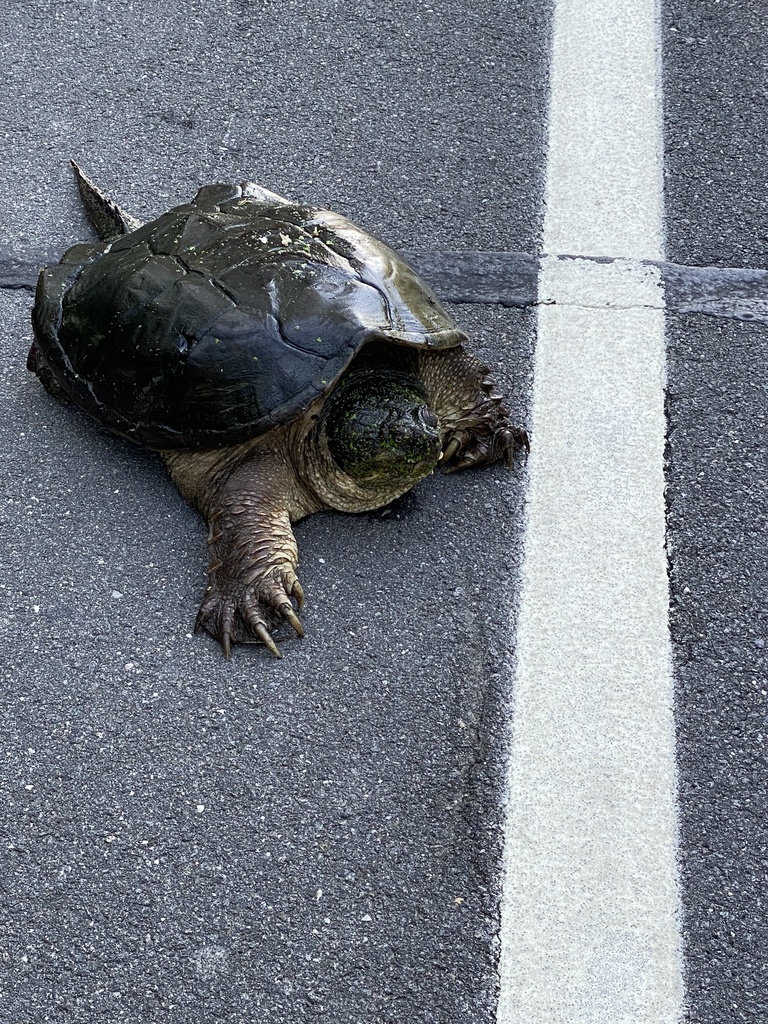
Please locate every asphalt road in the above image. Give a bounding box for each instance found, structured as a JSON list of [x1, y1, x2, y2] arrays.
[[0, 2, 549, 1021], [663, 1, 768, 1020], [2, 0, 768, 1021]]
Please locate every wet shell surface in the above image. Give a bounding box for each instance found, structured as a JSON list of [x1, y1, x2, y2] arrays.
[[32, 183, 466, 449]]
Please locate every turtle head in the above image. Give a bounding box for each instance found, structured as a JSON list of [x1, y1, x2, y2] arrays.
[[322, 368, 442, 491]]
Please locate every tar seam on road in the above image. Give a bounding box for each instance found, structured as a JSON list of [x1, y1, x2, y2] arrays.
[[496, 1, 684, 1022], [8, 253, 768, 330]]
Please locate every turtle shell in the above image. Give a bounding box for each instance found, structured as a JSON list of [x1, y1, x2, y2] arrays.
[[32, 183, 467, 449]]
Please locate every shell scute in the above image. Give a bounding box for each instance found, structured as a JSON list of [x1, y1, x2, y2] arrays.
[[32, 183, 466, 449]]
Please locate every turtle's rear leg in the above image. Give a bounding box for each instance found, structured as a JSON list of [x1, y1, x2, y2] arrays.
[[418, 347, 528, 472], [27, 341, 71, 404]]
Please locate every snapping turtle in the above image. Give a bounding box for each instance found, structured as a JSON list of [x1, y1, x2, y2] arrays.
[[29, 163, 527, 658]]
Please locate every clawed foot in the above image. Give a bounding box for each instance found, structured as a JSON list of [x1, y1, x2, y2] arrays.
[[194, 563, 305, 659], [440, 422, 529, 473]]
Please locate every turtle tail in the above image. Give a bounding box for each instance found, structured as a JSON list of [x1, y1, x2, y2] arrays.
[[70, 160, 143, 240]]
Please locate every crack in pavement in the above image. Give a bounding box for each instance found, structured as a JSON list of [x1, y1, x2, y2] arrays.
[[3, 250, 768, 326]]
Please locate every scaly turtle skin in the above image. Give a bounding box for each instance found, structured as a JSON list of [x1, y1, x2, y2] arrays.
[[29, 162, 527, 658]]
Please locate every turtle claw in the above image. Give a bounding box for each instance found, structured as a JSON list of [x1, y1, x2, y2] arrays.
[[279, 601, 305, 637], [439, 438, 461, 464], [254, 622, 282, 658], [193, 600, 208, 634], [220, 605, 236, 661], [291, 579, 305, 611], [515, 427, 531, 456], [241, 605, 284, 658]]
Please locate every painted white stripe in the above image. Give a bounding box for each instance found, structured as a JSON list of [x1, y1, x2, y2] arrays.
[[496, 2, 684, 1022]]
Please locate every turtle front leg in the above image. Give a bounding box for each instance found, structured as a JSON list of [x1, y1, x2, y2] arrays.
[[162, 442, 320, 659], [197, 496, 305, 659], [418, 347, 529, 472]]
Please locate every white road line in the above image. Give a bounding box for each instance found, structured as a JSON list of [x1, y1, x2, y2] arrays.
[[497, 2, 684, 1022]]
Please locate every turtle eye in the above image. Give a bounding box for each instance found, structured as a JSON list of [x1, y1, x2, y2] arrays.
[[418, 407, 438, 430]]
